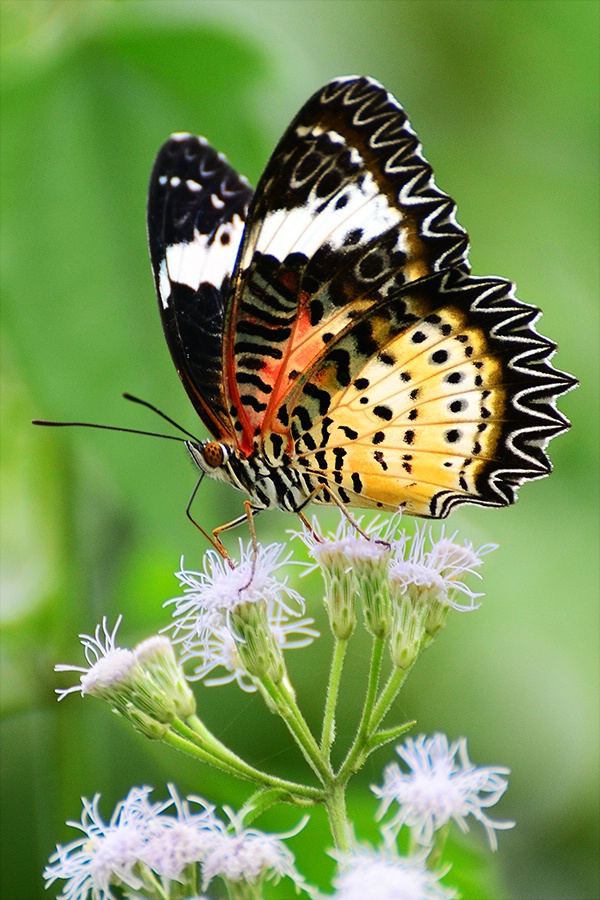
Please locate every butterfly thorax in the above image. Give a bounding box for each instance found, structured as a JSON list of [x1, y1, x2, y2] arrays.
[[185, 440, 313, 512]]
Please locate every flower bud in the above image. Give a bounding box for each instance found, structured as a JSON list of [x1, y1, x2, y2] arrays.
[[232, 601, 286, 684], [134, 636, 196, 719]]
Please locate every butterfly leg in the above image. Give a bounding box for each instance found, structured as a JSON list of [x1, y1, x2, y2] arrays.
[[296, 509, 322, 541], [244, 500, 260, 557], [185, 474, 230, 560], [320, 487, 381, 543], [296, 483, 390, 547], [211, 502, 262, 590], [295, 491, 336, 543], [185, 475, 255, 564], [211, 502, 262, 569]]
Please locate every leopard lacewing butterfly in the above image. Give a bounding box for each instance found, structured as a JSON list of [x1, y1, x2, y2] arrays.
[[147, 75, 575, 535]]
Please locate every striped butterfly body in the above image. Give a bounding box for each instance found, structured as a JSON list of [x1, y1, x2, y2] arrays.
[[147, 76, 575, 528]]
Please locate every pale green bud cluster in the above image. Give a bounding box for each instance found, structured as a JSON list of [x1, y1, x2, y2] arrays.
[[81, 636, 196, 736], [354, 546, 393, 639], [318, 544, 359, 639], [306, 519, 488, 676], [231, 600, 286, 684]]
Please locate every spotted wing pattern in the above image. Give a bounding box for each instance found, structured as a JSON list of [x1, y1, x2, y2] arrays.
[[223, 76, 575, 515], [148, 76, 575, 519], [287, 268, 573, 515], [148, 133, 253, 438]]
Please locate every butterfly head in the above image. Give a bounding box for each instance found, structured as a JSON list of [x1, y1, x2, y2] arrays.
[[186, 440, 228, 475], [185, 437, 313, 513]]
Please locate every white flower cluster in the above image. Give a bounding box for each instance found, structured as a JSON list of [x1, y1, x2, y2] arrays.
[[332, 842, 456, 900], [295, 513, 496, 662], [165, 540, 319, 690], [299, 513, 494, 611], [44, 786, 307, 900], [45, 729, 514, 899], [373, 733, 514, 851], [332, 731, 513, 899]]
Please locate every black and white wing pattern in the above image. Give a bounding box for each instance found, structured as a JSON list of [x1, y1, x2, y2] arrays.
[[148, 133, 253, 439]]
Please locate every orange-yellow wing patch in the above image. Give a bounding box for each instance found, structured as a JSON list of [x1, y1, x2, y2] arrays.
[[284, 270, 564, 517]]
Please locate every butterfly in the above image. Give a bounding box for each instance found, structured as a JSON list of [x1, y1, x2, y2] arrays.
[[147, 76, 575, 547]]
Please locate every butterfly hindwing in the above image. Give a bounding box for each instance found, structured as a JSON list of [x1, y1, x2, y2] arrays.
[[223, 76, 574, 514], [148, 133, 253, 439], [288, 268, 573, 515]]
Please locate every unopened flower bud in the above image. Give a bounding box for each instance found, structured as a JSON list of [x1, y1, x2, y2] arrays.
[[232, 601, 286, 684], [135, 635, 196, 719]]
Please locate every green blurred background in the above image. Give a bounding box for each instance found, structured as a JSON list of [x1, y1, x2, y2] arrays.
[[1, 1, 597, 897]]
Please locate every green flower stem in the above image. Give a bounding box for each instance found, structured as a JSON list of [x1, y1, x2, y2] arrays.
[[136, 865, 170, 900], [356, 636, 385, 741], [168, 718, 322, 802], [320, 636, 348, 756], [368, 663, 412, 733], [228, 881, 264, 900], [162, 725, 260, 779], [324, 779, 351, 852], [175, 716, 249, 773], [426, 820, 451, 870], [186, 712, 219, 742], [261, 675, 332, 782], [367, 636, 434, 735], [179, 857, 199, 900], [336, 636, 385, 780]]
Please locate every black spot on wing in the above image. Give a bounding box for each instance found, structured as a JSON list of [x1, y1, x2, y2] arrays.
[[351, 472, 363, 493], [373, 405, 393, 421], [302, 383, 331, 416], [374, 450, 388, 471]]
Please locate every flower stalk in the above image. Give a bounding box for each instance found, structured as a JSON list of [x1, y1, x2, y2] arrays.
[[320, 635, 348, 756]]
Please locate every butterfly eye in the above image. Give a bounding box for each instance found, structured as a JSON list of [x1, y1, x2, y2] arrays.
[[202, 442, 225, 468]]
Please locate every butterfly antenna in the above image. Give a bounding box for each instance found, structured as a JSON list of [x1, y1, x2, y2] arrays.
[[31, 418, 189, 444], [122, 392, 198, 441], [32, 393, 199, 444]]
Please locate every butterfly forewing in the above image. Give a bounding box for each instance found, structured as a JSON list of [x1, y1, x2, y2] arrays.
[[223, 76, 471, 455], [148, 133, 253, 439]]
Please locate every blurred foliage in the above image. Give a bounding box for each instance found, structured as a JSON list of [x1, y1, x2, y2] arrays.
[[1, 1, 598, 898]]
